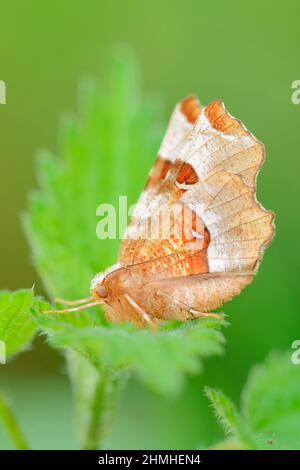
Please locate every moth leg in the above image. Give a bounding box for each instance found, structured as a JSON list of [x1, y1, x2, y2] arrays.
[[157, 290, 223, 320], [188, 308, 223, 320], [124, 294, 157, 328], [157, 291, 189, 319]]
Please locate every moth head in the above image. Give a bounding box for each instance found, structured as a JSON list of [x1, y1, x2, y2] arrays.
[[90, 263, 122, 303], [94, 282, 109, 300]]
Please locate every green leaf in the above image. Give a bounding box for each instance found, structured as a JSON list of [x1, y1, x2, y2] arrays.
[[205, 387, 257, 449], [242, 351, 300, 449], [207, 351, 300, 450], [0, 289, 36, 358], [34, 303, 225, 396], [0, 290, 36, 448]]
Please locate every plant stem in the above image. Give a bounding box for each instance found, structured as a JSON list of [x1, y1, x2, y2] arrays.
[[0, 391, 30, 450], [83, 369, 124, 450]]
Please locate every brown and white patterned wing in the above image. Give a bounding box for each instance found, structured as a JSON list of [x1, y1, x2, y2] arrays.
[[142, 99, 275, 314], [129, 96, 200, 221], [119, 96, 200, 263], [172, 99, 265, 188], [174, 100, 275, 275], [121, 99, 274, 315]]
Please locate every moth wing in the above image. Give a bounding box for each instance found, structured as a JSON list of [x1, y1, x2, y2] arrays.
[[175, 100, 275, 276], [119, 99, 275, 312], [146, 272, 253, 317], [152, 101, 275, 311], [120, 100, 274, 310], [119, 96, 200, 264], [136, 95, 201, 206], [149, 101, 275, 311]]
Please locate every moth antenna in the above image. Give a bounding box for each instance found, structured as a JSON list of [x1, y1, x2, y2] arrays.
[[54, 296, 94, 306], [43, 301, 101, 314]]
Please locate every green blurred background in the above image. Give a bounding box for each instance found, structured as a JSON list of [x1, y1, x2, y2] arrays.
[[0, 0, 299, 449]]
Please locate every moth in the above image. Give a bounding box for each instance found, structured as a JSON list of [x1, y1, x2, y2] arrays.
[[46, 96, 275, 326]]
